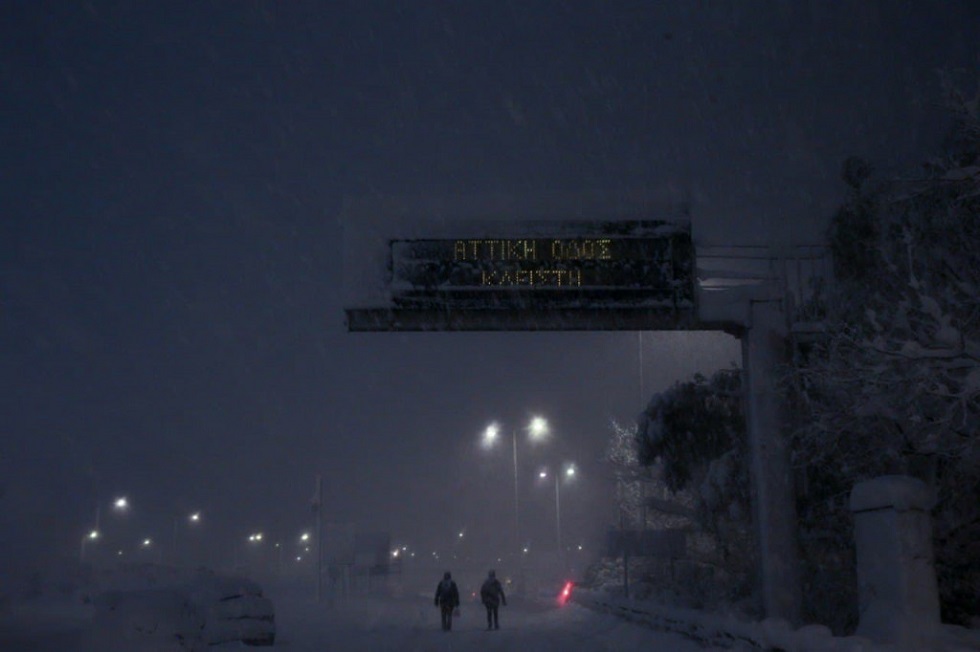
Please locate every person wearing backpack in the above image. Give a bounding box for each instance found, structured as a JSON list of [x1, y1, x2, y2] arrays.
[[480, 569, 507, 630], [434, 571, 460, 631]]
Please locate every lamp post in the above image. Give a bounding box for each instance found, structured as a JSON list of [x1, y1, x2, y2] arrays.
[[237, 532, 264, 573], [79, 529, 99, 562], [483, 416, 549, 593], [80, 496, 129, 564], [142, 537, 162, 564], [539, 463, 576, 556], [172, 511, 201, 566]]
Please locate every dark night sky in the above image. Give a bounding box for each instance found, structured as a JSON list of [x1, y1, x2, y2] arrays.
[[1, 1, 977, 579]]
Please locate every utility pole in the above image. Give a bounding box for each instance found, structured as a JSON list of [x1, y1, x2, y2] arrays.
[[512, 429, 525, 594], [554, 473, 562, 555], [315, 474, 323, 604], [172, 517, 179, 566], [620, 510, 629, 599]]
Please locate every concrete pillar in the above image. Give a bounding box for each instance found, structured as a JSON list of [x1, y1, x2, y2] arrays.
[[742, 298, 801, 623], [850, 475, 941, 647]]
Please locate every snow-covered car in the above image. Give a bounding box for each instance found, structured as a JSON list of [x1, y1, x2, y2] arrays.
[[190, 574, 275, 646], [90, 569, 275, 648], [90, 588, 207, 651]]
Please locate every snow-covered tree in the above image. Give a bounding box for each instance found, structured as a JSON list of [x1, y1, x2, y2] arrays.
[[633, 368, 754, 607], [604, 419, 647, 528], [636, 368, 750, 537], [786, 80, 980, 627], [596, 372, 754, 611], [604, 420, 691, 531]]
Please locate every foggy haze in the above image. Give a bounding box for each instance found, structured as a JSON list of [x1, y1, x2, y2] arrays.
[[2, 0, 977, 590]]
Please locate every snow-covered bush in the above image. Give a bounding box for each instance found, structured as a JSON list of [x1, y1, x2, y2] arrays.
[[785, 80, 980, 629]]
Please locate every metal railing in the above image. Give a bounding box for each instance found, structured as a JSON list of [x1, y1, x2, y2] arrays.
[[695, 244, 834, 327]]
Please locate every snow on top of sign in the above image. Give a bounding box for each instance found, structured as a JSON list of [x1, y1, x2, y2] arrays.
[[340, 191, 691, 307]]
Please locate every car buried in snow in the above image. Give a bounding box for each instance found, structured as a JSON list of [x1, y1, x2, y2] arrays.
[[89, 568, 275, 648], [191, 574, 275, 646]]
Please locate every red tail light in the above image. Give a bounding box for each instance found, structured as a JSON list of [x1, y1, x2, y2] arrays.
[[558, 581, 573, 605]]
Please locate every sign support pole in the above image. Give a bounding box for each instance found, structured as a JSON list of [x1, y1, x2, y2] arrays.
[[742, 298, 801, 623]]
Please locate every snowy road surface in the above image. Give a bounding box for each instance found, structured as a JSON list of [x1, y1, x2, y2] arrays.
[[0, 592, 724, 651], [271, 593, 720, 652]]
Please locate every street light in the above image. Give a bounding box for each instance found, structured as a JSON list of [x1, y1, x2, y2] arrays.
[[82, 494, 130, 562], [539, 463, 577, 555], [236, 532, 264, 571], [529, 417, 548, 439], [482, 416, 549, 569], [482, 416, 550, 596], [172, 510, 202, 565], [87, 495, 129, 545], [273, 542, 284, 573], [79, 529, 100, 562], [142, 537, 163, 563]]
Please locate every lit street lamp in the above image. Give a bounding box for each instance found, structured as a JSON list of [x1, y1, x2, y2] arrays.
[[234, 532, 265, 570], [172, 511, 202, 565], [81, 495, 129, 563], [482, 416, 549, 571], [79, 529, 99, 562], [88, 495, 130, 546], [539, 463, 577, 555], [142, 537, 163, 564]]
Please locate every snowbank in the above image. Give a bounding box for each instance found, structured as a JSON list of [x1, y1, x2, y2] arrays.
[[573, 589, 980, 652]]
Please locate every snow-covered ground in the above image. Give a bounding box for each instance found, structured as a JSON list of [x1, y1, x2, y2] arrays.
[[0, 589, 722, 651], [0, 598, 94, 651], [270, 592, 718, 652]]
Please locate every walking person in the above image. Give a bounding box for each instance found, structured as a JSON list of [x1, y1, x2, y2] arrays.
[[480, 569, 507, 630], [434, 571, 460, 632]]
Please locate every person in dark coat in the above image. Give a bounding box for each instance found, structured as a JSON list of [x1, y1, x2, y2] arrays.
[[480, 569, 507, 630], [434, 571, 460, 631]]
